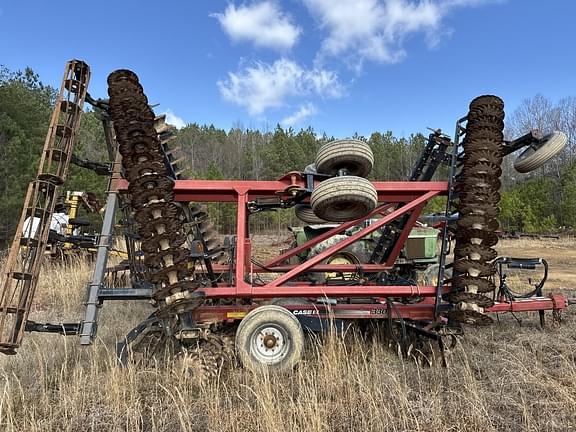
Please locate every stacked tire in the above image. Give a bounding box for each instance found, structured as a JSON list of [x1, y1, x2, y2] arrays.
[[108, 70, 204, 314], [307, 140, 378, 223], [447, 95, 505, 326]]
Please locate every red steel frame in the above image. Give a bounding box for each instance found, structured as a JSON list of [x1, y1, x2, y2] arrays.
[[117, 173, 568, 322]]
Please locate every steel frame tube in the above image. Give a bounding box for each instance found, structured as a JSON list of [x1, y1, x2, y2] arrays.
[[267, 190, 439, 288], [79, 142, 123, 345], [79, 189, 119, 345]]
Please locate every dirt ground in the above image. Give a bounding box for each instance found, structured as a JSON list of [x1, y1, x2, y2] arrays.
[[496, 237, 576, 290], [251, 231, 576, 294], [250, 232, 294, 262]]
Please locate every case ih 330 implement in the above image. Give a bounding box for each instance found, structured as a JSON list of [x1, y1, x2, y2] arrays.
[[0, 60, 572, 373]]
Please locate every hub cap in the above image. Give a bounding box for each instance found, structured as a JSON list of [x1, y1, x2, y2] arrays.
[[251, 325, 290, 364]]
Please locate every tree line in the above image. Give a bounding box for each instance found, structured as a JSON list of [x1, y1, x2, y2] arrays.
[[502, 95, 576, 231], [1, 65, 574, 247]]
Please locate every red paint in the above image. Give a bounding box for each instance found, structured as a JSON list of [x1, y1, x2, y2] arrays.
[[118, 172, 565, 322], [191, 294, 568, 322]]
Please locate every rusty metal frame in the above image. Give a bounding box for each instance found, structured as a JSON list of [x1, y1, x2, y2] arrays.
[[0, 60, 90, 354]]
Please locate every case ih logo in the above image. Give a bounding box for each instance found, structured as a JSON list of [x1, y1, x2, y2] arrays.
[[292, 309, 317, 315]]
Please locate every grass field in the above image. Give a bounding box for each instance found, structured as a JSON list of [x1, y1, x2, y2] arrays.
[[1, 237, 576, 431]]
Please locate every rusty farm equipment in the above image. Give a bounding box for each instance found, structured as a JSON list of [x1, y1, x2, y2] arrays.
[[0, 60, 571, 372]]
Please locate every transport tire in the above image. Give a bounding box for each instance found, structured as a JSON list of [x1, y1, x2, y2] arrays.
[[514, 131, 568, 173], [310, 176, 377, 222], [294, 204, 329, 225], [235, 305, 305, 372], [315, 139, 374, 177]]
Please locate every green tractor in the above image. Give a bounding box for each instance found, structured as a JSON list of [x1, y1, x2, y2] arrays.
[[288, 221, 441, 286]]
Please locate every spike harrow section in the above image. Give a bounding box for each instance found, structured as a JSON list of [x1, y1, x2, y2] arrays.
[[448, 95, 505, 325], [107, 70, 205, 315], [0, 60, 90, 354], [152, 114, 224, 265]]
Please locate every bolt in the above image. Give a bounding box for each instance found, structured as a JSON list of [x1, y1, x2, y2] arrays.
[[263, 334, 277, 349]]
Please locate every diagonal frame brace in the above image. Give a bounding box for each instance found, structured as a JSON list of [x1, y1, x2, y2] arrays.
[[267, 190, 440, 288]]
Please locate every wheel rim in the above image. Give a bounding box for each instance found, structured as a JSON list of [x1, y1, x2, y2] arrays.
[[250, 324, 291, 364], [326, 252, 360, 280], [329, 161, 361, 175], [517, 144, 537, 161]]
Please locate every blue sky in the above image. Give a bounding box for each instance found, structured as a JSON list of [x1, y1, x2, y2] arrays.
[[0, 0, 574, 138]]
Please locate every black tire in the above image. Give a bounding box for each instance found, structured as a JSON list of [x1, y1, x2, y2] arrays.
[[514, 131, 568, 173], [235, 305, 305, 371], [294, 204, 329, 225], [310, 176, 377, 222], [315, 139, 374, 177]]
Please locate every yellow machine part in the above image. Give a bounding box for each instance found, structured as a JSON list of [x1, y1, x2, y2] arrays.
[[325, 252, 360, 280]]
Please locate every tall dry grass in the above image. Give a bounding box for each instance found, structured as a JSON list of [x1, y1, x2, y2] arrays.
[[0, 255, 575, 431]]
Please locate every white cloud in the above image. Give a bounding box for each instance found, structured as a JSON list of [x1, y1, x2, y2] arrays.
[[304, 0, 497, 67], [218, 58, 343, 115], [281, 103, 318, 127], [214, 0, 501, 119], [162, 109, 186, 129], [213, 1, 301, 51]]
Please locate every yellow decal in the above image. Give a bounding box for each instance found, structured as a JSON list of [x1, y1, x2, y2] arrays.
[[226, 311, 247, 319]]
